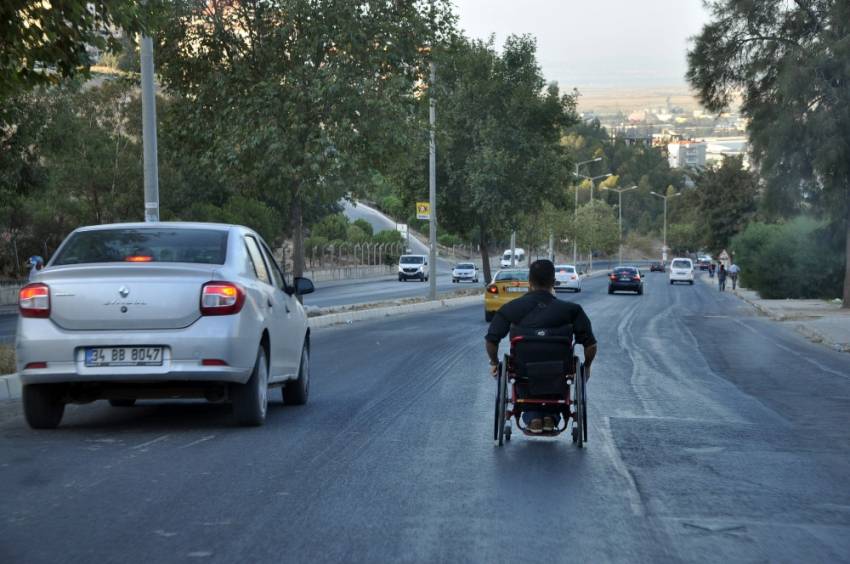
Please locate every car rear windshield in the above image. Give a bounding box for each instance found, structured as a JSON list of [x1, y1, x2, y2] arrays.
[[495, 270, 529, 282], [53, 228, 229, 265], [456, 263, 474, 269], [556, 265, 575, 273], [400, 256, 424, 264], [613, 267, 637, 274], [672, 260, 692, 269]]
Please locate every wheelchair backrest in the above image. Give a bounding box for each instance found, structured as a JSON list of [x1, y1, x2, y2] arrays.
[[510, 334, 574, 395]]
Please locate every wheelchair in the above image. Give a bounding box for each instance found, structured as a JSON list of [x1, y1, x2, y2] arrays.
[[493, 334, 588, 447]]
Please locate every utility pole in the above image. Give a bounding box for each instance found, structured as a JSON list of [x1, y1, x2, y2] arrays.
[[651, 191, 681, 264], [140, 33, 160, 222], [573, 164, 610, 273], [428, 59, 437, 300], [572, 158, 602, 266], [548, 233, 554, 263], [510, 231, 516, 267], [603, 185, 637, 265]]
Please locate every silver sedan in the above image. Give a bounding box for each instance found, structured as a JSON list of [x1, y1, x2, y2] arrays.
[[16, 222, 313, 428]]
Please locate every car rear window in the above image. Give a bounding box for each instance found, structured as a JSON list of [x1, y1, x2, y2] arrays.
[[672, 260, 692, 269], [495, 270, 529, 282], [613, 267, 637, 274], [53, 228, 229, 265], [556, 266, 575, 273]]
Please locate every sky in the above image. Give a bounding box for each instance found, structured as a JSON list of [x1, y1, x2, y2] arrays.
[[452, 0, 711, 90]]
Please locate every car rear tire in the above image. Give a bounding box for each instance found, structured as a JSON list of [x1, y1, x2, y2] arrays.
[[608, 287, 614, 295], [689, 281, 694, 285], [232, 347, 268, 426], [23, 384, 65, 429], [637, 287, 643, 295], [109, 399, 136, 407], [283, 344, 310, 406], [485, 310, 495, 322]]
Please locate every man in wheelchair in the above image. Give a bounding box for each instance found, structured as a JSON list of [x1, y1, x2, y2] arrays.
[[485, 260, 597, 433]]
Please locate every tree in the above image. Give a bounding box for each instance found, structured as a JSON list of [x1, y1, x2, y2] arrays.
[[0, 1, 142, 99], [687, 0, 850, 306], [152, 0, 454, 278], [693, 156, 758, 256], [423, 35, 577, 281], [572, 200, 618, 257]]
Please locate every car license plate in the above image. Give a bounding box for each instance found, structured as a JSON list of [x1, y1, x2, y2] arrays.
[[85, 347, 163, 367], [507, 287, 527, 293]]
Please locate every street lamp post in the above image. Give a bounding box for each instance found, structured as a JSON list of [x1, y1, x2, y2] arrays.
[[573, 170, 611, 273], [603, 185, 637, 265], [650, 191, 681, 264], [572, 158, 602, 266]]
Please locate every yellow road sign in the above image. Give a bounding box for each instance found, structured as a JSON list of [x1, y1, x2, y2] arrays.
[[416, 202, 430, 220]]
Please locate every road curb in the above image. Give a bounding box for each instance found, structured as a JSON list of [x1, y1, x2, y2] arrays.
[[0, 372, 19, 401], [310, 294, 482, 329]]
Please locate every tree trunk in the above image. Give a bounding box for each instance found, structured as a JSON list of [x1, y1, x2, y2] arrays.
[[843, 196, 850, 308], [479, 230, 492, 283], [291, 196, 305, 281]]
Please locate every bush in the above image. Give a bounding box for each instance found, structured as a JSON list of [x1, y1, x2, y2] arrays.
[[732, 217, 843, 299], [438, 233, 462, 247], [353, 219, 374, 237], [311, 214, 349, 241], [346, 224, 370, 244]]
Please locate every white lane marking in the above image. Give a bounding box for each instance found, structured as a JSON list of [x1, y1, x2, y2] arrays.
[[178, 435, 216, 449], [596, 417, 645, 517], [154, 529, 177, 538], [187, 551, 213, 558], [130, 435, 170, 450]]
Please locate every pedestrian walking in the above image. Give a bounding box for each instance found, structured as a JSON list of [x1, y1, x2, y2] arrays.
[[717, 264, 727, 292], [729, 262, 740, 290], [709, 263, 716, 278]]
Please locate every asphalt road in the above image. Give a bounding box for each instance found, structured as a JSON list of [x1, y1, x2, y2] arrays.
[[2, 272, 849, 563]]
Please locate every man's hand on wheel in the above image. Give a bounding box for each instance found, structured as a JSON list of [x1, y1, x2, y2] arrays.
[[490, 363, 499, 378]]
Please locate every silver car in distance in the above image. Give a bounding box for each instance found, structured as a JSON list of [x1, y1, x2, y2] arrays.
[[16, 222, 314, 429]]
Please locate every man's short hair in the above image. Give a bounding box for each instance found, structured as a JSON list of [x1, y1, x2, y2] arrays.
[[529, 259, 555, 288]]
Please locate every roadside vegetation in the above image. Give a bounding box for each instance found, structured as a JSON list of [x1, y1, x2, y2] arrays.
[[0, 0, 846, 303]]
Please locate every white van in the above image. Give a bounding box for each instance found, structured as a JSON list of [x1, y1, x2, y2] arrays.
[[398, 254, 429, 282], [669, 257, 694, 285], [500, 248, 526, 269]]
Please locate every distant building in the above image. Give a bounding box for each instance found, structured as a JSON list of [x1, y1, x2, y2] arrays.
[[668, 141, 707, 169]]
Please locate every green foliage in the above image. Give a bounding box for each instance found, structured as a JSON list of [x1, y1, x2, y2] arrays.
[[687, 0, 850, 304], [573, 200, 618, 255], [693, 156, 758, 255], [373, 229, 404, 246], [438, 233, 462, 247], [732, 217, 843, 299], [352, 219, 373, 238], [0, 1, 142, 99], [311, 214, 349, 242], [151, 0, 455, 275], [346, 225, 370, 244], [667, 223, 701, 255]]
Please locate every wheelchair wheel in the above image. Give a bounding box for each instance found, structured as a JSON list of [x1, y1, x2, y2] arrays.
[[581, 364, 588, 443], [496, 364, 508, 447], [574, 368, 584, 449], [493, 365, 502, 441]]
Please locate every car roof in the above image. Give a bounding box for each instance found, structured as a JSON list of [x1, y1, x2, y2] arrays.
[[73, 221, 236, 233], [554, 264, 575, 268]]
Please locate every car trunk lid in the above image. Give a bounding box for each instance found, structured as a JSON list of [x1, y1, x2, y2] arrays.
[[39, 264, 218, 330]]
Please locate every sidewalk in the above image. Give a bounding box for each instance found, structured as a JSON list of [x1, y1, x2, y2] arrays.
[[706, 275, 850, 353]]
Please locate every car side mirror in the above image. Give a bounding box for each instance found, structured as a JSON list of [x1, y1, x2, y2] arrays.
[[293, 277, 314, 296]]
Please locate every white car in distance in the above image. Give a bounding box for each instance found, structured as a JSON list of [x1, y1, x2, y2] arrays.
[[398, 255, 429, 282], [451, 263, 479, 283], [499, 248, 526, 269], [669, 257, 695, 285], [554, 264, 581, 292]]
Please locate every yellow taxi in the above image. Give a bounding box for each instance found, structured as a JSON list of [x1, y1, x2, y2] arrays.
[[484, 269, 529, 322]]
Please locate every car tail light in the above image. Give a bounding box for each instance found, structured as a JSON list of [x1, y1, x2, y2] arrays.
[[200, 281, 245, 315], [125, 255, 153, 262], [25, 362, 47, 369], [633, 275, 641, 281], [19, 283, 50, 318], [609, 274, 617, 280], [201, 359, 228, 366], [487, 284, 499, 295]]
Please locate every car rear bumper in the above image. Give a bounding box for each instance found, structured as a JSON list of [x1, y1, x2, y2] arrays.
[[669, 273, 694, 281], [554, 279, 580, 289], [15, 316, 256, 386], [609, 282, 641, 291]]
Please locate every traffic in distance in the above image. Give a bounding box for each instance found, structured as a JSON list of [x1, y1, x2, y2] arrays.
[[14, 220, 699, 429]]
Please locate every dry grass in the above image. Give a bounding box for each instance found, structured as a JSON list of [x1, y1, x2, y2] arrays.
[[0, 344, 15, 374]]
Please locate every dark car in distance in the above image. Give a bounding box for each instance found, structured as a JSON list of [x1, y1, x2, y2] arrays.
[[608, 266, 644, 295], [650, 262, 665, 272]]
